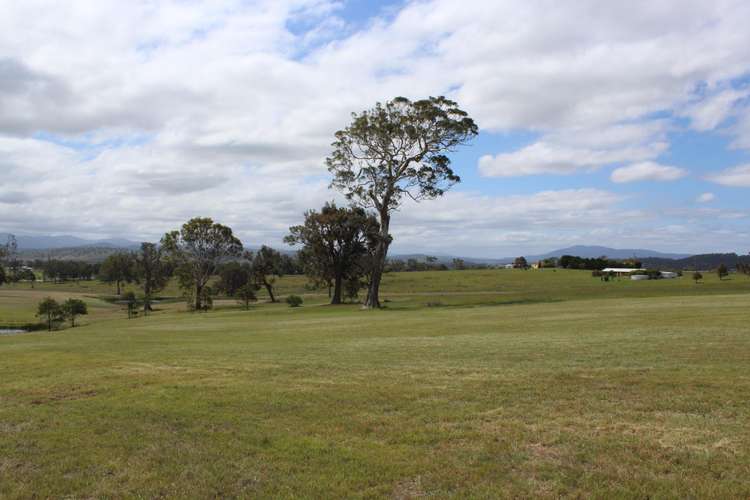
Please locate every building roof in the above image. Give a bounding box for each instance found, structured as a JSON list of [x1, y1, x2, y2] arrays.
[[602, 268, 644, 273]]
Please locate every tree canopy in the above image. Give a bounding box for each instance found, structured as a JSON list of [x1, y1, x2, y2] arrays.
[[37, 297, 63, 331], [99, 252, 137, 295], [136, 242, 171, 313], [286, 202, 379, 304], [251, 246, 284, 303], [161, 217, 243, 311], [61, 298, 88, 327]]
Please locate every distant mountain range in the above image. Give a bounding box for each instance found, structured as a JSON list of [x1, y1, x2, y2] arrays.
[[391, 246, 691, 265], [521, 245, 692, 262], [3, 233, 738, 268], [1, 233, 140, 250]]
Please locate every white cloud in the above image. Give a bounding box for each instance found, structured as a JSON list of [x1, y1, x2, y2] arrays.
[[1, 1, 750, 253], [681, 88, 749, 131], [479, 122, 669, 177], [707, 164, 750, 187], [696, 192, 715, 203], [610, 162, 688, 183]]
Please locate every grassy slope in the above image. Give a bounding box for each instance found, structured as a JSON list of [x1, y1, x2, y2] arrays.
[[3, 268, 749, 323], [1, 270, 749, 497]]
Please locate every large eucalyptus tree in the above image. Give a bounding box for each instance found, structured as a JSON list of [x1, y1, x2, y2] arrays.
[[327, 96, 478, 308]]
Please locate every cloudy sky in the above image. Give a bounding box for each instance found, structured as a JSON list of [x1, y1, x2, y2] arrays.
[[2, 0, 750, 257]]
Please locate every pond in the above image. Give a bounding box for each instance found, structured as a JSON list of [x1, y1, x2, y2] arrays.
[[0, 329, 29, 335]]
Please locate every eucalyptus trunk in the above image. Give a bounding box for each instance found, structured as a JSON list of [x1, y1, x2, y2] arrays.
[[364, 214, 390, 309], [331, 273, 343, 304]]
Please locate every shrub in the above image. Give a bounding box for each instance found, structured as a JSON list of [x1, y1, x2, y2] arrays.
[[286, 295, 303, 307]]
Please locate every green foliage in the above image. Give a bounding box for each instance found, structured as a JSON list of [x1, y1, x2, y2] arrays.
[[344, 275, 362, 303], [717, 263, 729, 280], [61, 298, 88, 327], [161, 217, 243, 311], [285, 294, 303, 307], [216, 261, 253, 297], [136, 243, 170, 313], [122, 291, 138, 319], [251, 246, 284, 303], [452, 258, 466, 270], [285, 202, 379, 304], [99, 252, 137, 295], [386, 257, 448, 272], [513, 256, 529, 269], [197, 286, 213, 312], [35, 259, 98, 282], [236, 282, 258, 310], [36, 297, 63, 331]]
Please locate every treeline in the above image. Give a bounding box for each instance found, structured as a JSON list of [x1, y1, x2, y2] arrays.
[[33, 259, 99, 282], [18, 246, 127, 263], [385, 257, 495, 272], [557, 255, 642, 270], [640, 253, 750, 271]]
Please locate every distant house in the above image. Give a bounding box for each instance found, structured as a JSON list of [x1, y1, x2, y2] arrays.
[[602, 267, 643, 276]]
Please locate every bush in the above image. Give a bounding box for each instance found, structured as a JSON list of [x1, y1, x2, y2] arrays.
[[286, 295, 303, 307]]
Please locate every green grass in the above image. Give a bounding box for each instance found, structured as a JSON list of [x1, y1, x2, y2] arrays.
[[1, 270, 749, 497]]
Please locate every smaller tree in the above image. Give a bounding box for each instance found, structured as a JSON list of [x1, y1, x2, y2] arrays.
[[252, 246, 284, 302], [236, 282, 258, 310], [0, 266, 6, 287], [216, 261, 253, 297], [100, 252, 137, 295], [123, 291, 138, 319], [161, 217, 243, 311], [452, 258, 466, 270], [61, 298, 88, 327], [136, 242, 170, 314], [344, 275, 363, 302], [692, 271, 703, 284], [717, 264, 729, 280], [197, 286, 213, 312], [37, 297, 63, 331], [285, 203, 379, 304], [513, 256, 529, 269]]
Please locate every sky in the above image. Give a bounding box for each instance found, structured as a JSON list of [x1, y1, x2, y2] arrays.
[[1, 0, 750, 258]]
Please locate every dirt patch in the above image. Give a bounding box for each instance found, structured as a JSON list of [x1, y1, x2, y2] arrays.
[[527, 442, 562, 461], [392, 476, 426, 499]]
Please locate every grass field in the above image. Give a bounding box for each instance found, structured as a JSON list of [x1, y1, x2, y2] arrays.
[[1, 269, 749, 497]]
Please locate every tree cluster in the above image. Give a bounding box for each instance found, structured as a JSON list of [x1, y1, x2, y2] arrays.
[[386, 257, 448, 272], [558, 255, 642, 270], [285, 202, 379, 304], [36, 297, 88, 331], [34, 259, 99, 282]]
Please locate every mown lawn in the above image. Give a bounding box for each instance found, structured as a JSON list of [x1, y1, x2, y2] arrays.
[[1, 270, 749, 497]]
